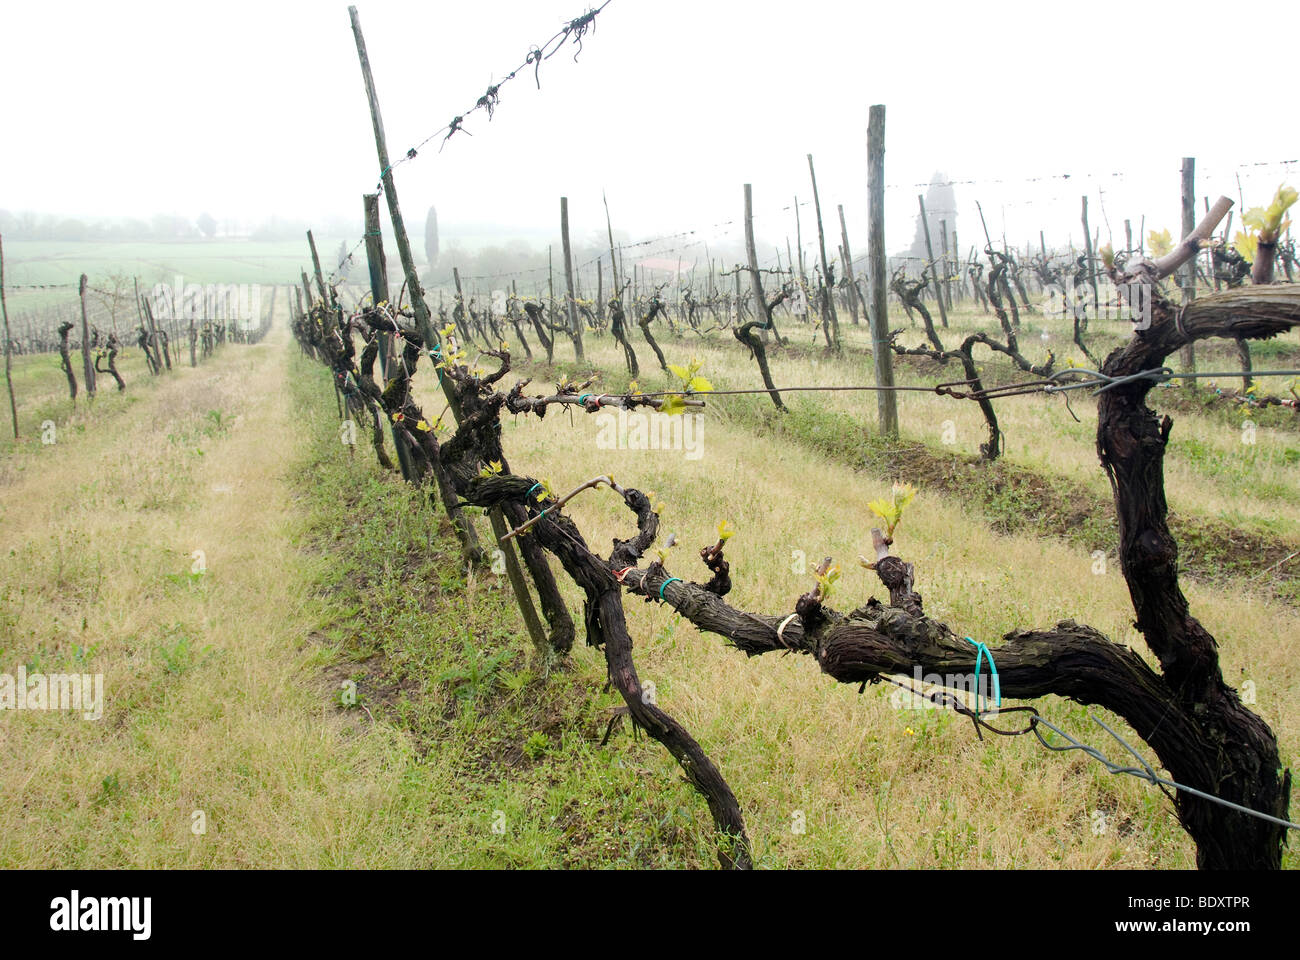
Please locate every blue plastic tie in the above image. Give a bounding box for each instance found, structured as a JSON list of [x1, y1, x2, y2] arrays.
[[659, 577, 682, 601], [964, 636, 1001, 714]]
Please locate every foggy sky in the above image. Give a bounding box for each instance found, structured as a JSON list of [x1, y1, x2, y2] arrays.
[[4, 0, 1296, 258]]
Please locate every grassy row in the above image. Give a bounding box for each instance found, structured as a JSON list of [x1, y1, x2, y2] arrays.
[[288, 351, 726, 868], [512, 341, 1300, 602]]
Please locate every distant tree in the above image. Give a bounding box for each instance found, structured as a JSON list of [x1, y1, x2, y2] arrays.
[[197, 212, 218, 239], [52, 219, 88, 242], [151, 214, 196, 240], [335, 239, 354, 282], [424, 205, 439, 267]]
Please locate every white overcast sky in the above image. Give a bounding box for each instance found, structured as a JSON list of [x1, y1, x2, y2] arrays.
[[3, 0, 1296, 256]]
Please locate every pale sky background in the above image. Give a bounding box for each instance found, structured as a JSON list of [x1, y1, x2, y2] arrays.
[[2, 0, 1296, 261]]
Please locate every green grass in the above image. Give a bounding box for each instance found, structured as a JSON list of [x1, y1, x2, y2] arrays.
[[3, 239, 329, 289], [288, 352, 727, 868]]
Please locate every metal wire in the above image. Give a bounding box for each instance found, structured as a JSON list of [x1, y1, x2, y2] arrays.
[[878, 673, 1298, 831], [1030, 713, 1300, 832]]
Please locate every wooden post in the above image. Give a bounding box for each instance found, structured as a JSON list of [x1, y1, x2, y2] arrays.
[[349, 6, 455, 407], [548, 246, 555, 327], [1203, 196, 1219, 291], [0, 235, 16, 438], [794, 196, 807, 282], [917, 195, 949, 330], [308, 229, 329, 304], [807, 154, 841, 348], [1179, 158, 1196, 376], [143, 296, 170, 370], [349, 4, 551, 648], [135, 276, 162, 373], [560, 197, 584, 361], [837, 205, 861, 325], [743, 184, 784, 409], [1080, 196, 1099, 323], [951, 229, 961, 300], [939, 219, 953, 311], [1124, 219, 1133, 256], [596, 258, 604, 319], [603, 191, 621, 296], [364, 192, 415, 483], [78, 274, 96, 396], [867, 105, 899, 437]]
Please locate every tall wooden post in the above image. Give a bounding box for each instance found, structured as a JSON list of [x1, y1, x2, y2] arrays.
[[1081, 196, 1099, 321], [1179, 158, 1196, 376], [300, 270, 315, 309], [794, 196, 807, 282], [951, 229, 961, 300], [603, 191, 621, 297], [78, 274, 96, 396], [308, 229, 329, 304], [560, 197, 584, 361], [350, 5, 549, 647], [939, 219, 954, 310], [349, 6, 454, 407], [917, 195, 949, 330], [1124, 219, 1133, 255], [807, 154, 840, 348], [837, 205, 861, 326], [744, 184, 784, 409], [867, 105, 899, 437], [0, 235, 16, 437], [548, 246, 556, 326], [135, 276, 162, 373], [364, 192, 415, 483]]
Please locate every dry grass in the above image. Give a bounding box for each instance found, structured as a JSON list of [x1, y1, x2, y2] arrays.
[[0, 322, 454, 868], [397, 302, 1297, 868], [0, 288, 1294, 869]]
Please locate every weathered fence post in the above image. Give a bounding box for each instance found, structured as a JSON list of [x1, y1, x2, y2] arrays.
[[743, 184, 785, 410], [868, 105, 899, 437], [78, 274, 97, 396], [364, 192, 416, 483], [349, 4, 555, 651], [1081, 196, 1099, 324], [0, 235, 16, 437], [1179, 157, 1196, 377], [794, 195, 807, 282], [838, 205, 862, 326], [807, 154, 841, 348], [560, 197, 584, 361], [939, 219, 954, 311], [308, 229, 330, 305], [917, 195, 949, 331]]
